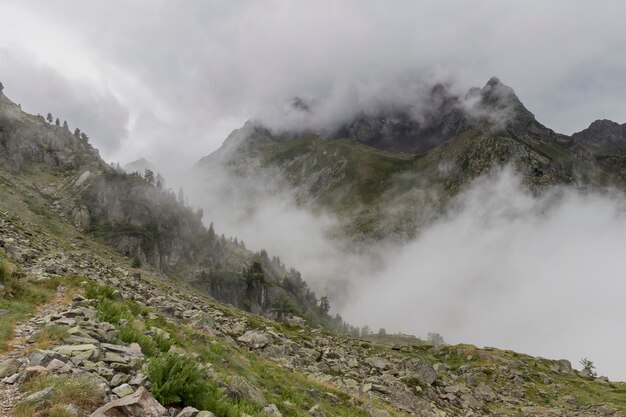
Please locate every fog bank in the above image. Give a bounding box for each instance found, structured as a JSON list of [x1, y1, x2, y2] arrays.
[[190, 163, 626, 380], [343, 169, 626, 380]]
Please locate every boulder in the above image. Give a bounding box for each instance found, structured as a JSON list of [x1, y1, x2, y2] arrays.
[[237, 330, 272, 349], [176, 406, 199, 417], [28, 349, 66, 367], [262, 404, 283, 417], [230, 375, 268, 406], [22, 386, 55, 403], [196, 412, 216, 417], [90, 386, 166, 417], [361, 403, 391, 417], [416, 364, 437, 385], [474, 384, 496, 402], [112, 383, 135, 398], [0, 358, 21, 378], [364, 357, 389, 370]]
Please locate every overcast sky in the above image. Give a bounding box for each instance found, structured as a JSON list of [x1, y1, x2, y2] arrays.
[[2, 0, 626, 172]]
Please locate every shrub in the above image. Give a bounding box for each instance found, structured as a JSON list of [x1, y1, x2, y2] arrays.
[[85, 284, 117, 301], [96, 299, 133, 324], [131, 256, 142, 268], [146, 352, 254, 416], [147, 352, 211, 406], [0, 257, 16, 283], [120, 326, 159, 358]]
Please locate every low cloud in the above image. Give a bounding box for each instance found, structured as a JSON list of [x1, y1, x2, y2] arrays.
[[189, 161, 626, 380], [343, 168, 626, 380]]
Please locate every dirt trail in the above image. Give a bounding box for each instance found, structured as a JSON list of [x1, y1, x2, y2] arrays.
[[0, 285, 67, 417]]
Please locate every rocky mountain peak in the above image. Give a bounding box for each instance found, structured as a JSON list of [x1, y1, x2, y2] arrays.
[[572, 118, 626, 152]]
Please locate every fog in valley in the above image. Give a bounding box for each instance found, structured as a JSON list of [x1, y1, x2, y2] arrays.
[[186, 158, 626, 380], [3, 0, 626, 381]]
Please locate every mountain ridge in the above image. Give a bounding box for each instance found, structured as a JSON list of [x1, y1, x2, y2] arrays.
[[1, 83, 626, 417], [195, 78, 625, 242]]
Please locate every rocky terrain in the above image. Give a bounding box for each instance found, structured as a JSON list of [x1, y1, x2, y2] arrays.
[[0, 89, 340, 328], [2, 84, 626, 416], [2, 185, 626, 417]]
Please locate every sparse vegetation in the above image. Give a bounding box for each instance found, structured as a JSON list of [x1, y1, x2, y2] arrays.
[[580, 357, 598, 378], [30, 324, 70, 349], [147, 352, 260, 417], [13, 374, 104, 417]]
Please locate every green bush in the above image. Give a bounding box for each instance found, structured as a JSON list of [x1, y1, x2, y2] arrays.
[[85, 284, 117, 301], [146, 352, 256, 416], [131, 256, 142, 268], [0, 257, 15, 283], [96, 299, 133, 324], [120, 326, 157, 357], [147, 352, 211, 406]]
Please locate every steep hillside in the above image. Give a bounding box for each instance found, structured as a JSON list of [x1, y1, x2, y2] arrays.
[[1, 164, 624, 417], [195, 78, 617, 241], [0, 89, 337, 328]]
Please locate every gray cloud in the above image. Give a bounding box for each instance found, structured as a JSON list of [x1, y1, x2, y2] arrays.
[[3, 1, 626, 171], [0, 49, 129, 156]]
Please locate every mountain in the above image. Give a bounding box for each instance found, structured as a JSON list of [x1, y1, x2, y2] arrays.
[[122, 158, 159, 176], [1, 85, 626, 417], [0, 89, 335, 327], [196, 78, 623, 241], [572, 119, 626, 182]]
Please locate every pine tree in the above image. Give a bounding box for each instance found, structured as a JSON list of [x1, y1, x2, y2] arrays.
[[144, 169, 155, 185], [319, 296, 331, 314], [55, 118, 60, 126], [156, 173, 164, 189], [46, 113, 53, 123], [63, 120, 69, 130]]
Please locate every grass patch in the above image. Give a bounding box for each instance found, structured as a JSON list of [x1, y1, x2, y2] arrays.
[[0, 258, 54, 351], [0, 266, 85, 351], [13, 374, 104, 417], [30, 324, 70, 349]]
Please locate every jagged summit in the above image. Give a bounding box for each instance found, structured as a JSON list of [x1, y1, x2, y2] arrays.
[[221, 78, 557, 156], [195, 77, 625, 242]]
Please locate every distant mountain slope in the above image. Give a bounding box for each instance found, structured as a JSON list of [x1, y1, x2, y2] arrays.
[[572, 120, 626, 182], [122, 157, 159, 175], [196, 78, 620, 241], [0, 89, 338, 327]]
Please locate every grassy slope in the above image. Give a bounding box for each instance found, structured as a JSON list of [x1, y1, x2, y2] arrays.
[[245, 127, 624, 241], [2, 148, 626, 417]]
